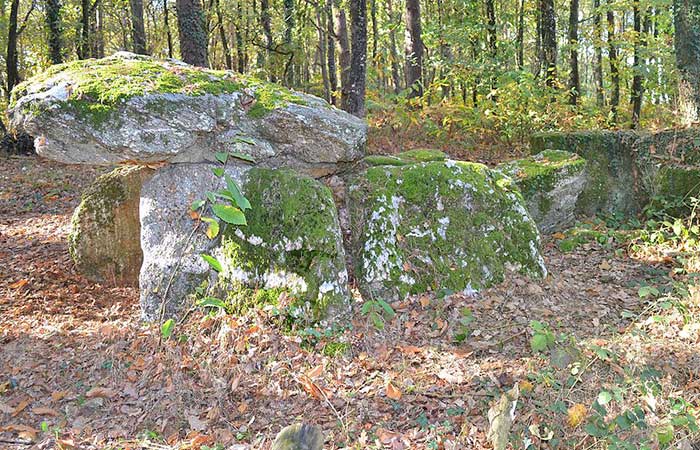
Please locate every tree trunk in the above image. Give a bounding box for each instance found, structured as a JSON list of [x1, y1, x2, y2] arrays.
[[540, 0, 557, 87], [317, 6, 329, 101], [176, 0, 208, 66], [236, 0, 245, 72], [45, 0, 63, 64], [607, 3, 620, 124], [326, 0, 337, 103], [568, 0, 579, 105], [79, 0, 90, 59], [215, 0, 232, 69], [260, 0, 273, 65], [593, 0, 604, 106], [387, 0, 401, 93], [337, 8, 351, 107], [630, 0, 643, 128], [90, 0, 104, 58], [345, 0, 367, 117], [404, 0, 423, 98], [130, 0, 147, 54], [485, 0, 497, 99], [283, 0, 294, 85], [674, 0, 700, 124], [517, 0, 525, 69], [6, 0, 20, 98], [164, 0, 174, 58], [371, 0, 378, 59]]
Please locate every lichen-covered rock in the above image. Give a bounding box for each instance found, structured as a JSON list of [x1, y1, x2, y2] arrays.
[[530, 131, 643, 216], [213, 168, 350, 325], [139, 164, 350, 323], [348, 160, 546, 301], [68, 165, 153, 286], [498, 150, 586, 233], [9, 52, 366, 177], [272, 423, 324, 450]]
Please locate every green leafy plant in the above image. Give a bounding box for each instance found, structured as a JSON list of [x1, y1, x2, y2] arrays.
[[360, 298, 395, 330], [529, 320, 555, 353]]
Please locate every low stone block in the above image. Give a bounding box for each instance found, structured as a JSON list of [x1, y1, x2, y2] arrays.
[[498, 150, 586, 233]]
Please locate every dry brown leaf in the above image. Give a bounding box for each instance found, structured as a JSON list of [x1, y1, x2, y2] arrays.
[[32, 407, 60, 417], [51, 390, 68, 402], [386, 382, 402, 400], [567, 403, 587, 428], [299, 375, 323, 400], [419, 296, 430, 308], [399, 345, 422, 355], [9, 278, 29, 289], [11, 399, 30, 416], [85, 387, 116, 399], [306, 364, 324, 379], [0, 401, 14, 414]]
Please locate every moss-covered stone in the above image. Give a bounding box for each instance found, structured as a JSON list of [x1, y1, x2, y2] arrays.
[[530, 131, 644, 217], [349, 160, 546, 301], [10, 52, 306, 127], [362, 149, 448, 169], [498, 150, 587, 233], [214, 168, 349, 325], [68, 165, 153, 285]]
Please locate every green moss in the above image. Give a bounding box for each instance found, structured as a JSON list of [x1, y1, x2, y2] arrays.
[[11, 54, 307, 127], [216, 168, 347, 324], [363, 155, 407, 167], [322, 341, 349, 357], [499, 150, 586, 199], [397, 148, 448, 162], [350, 160, 545, 301]]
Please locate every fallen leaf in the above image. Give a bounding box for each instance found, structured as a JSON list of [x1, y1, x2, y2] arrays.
[[32, 407, 60, 417], [599, 261, 611, 270], [299, 375, 325, 400], [386, 382, 402, 400], [419, 295, 430, 308], [85, 387, 116, 399], [187, 413, 207, 431], [567, 403, 587, 428], [0, 401, 14, 414], [306, 364, 324, 379], [51, 391, 68, 402], [9, 279, 29, 289], [12, 399, 30, 416]]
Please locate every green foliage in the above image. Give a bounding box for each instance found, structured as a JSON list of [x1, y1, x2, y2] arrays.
[[529, 320, 555, 353], [360, 298, 395, 330]]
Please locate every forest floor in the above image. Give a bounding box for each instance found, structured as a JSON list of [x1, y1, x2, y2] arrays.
[[1, 154, 700, 450]]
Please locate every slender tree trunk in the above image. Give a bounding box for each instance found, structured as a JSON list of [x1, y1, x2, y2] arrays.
[[283, 0, 294, 85], [371, 0, 378, 59], [214, 0, 231, 69], [235, 0, 245, 72], [164, 0, 174, 58], [593, 0, 604, 106], [631, 0, 644, 128], [674, 0, 700, 124], [327, 0, 337, 103], [6, 0, 20, 98], [404, 0, 423, 98], [337, 8, 351, 108], [317, 6, 329, 101], [260, 0, 273, 66], [485, 0, 497, 99], [79, 0, 90, 59], [130, 0, 147, 54], [568, 0, 579, 105], [607, 2, 620, 124], [176, 0, 208, 66], [540, 0, 557, 87], [345, 0, 367, 116], [387, 0, 401, 93], [46, 0, 63, 64], [90, 0, 104, 58], [517, 0, 525, 69]]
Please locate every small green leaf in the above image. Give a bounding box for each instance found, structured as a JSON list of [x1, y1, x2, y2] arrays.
[[190, 199, 205, 211], [212, 204, 247, 225], [225, 175, 251, 210], [206, 191, 217, 203], [597, 390, 613, 405], [212, 167, 225, 177], [229, 151, 256, 163], [201, 254, 222, 272], [200, 217, 220, 239], [198, 296, 227, 310], [161, 319, 175, 339], [530, 333, 548, 353], [215, 152, 229, 164], [376, 299, 395, 317]]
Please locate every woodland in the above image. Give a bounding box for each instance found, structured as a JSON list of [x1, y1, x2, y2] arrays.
[[1, 0, 700, 449]]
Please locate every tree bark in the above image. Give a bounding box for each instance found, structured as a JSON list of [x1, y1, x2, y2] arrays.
[[607, 3, 620, 124], [6, 0, 20, 97], [485, 0, 497, 99], [215, 0, 232, 69], [630, 0, 644, 128], [283, 0, 294, 84], [370, 0, 378, 59], [45, 0, 63, 64], [176, 0, 208, 66], [164, 0, 174, 58], [345, 0, 367, 117], [404, 0, 423, 98], [540, 0, 557, 87], [674, 0, 700, 124], [593, 0, 604, 106], [387, 0, 402, 93], [130, 0, 147, 54], [235, 0, 245, 72], [79, 0, 90, 59], [327, 0, 337, 103], [517, 0, 525, 70], [337, 8, 351, 108], [317, 6, 329, 101], [568, 0, 579, 105]]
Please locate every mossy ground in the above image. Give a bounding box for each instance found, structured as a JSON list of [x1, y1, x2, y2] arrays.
[[351, 160, 545, 301], [215, 168, 347, 324], [363, 149, 448, 168], [11, 54, 307, 127]]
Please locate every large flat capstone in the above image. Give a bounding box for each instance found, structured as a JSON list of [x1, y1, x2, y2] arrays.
[[9, 52, 366, 178]]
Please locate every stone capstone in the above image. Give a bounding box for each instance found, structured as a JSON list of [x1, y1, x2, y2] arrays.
[[348, 160, 547, 302], [497, 150, 587, 233], [68, 165, 153, 286], [9, 52, 366, 177]]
